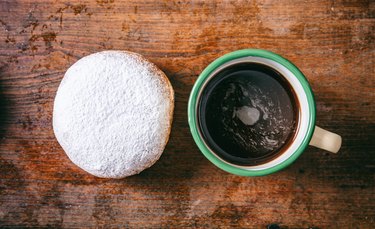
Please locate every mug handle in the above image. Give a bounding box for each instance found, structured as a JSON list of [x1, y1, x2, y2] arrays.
[[309, 126, 342, 153]]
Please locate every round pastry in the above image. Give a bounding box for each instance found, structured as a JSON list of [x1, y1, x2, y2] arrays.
[[53, 51, 174, 178]]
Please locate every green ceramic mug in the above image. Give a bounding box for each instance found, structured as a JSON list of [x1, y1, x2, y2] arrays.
[[188, 49, 342, 176]]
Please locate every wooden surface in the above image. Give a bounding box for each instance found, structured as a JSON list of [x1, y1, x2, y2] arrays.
[[0, 0, 374, 228]]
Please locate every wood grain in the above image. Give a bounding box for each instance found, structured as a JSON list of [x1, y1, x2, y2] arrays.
[[0, 0, 374, 227]]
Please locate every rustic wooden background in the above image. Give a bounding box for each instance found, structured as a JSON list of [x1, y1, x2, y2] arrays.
[[0, 0, 374, 228]]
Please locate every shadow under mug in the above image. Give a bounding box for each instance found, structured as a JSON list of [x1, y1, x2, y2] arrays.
[[188, 49, 342, 176]]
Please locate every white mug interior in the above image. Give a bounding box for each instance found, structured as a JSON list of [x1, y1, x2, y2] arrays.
[[195, 56, 311, 171]]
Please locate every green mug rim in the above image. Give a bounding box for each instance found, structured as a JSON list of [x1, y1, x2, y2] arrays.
[[188, 49, 316, 176]]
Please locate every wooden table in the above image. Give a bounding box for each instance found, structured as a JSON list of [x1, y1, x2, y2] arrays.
[[0, 0, 374, 228]]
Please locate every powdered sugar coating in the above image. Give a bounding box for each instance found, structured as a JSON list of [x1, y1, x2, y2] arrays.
[[53, 51, 174, 178]]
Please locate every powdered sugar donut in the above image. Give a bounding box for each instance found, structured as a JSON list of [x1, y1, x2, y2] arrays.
[[53, 51, 174, 178]]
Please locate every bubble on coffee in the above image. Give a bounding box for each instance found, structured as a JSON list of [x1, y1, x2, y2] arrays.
[[235, 106, 260, 125], [198, 63, 299, 166]]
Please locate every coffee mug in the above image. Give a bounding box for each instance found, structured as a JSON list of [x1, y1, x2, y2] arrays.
[[188, 49, 342, 176]]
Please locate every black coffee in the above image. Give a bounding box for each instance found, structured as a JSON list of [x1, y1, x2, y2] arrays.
[[198, 63, 299, 166]]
